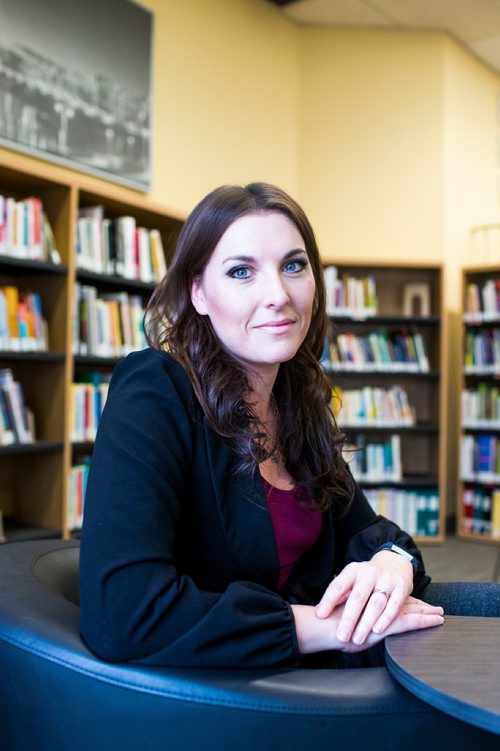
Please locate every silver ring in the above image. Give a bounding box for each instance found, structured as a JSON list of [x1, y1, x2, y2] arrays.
[[373, 589, 390, 599]]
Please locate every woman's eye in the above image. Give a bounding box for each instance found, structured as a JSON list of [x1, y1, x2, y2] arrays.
[[283, 259, 307, 273], [228, 266, 251, 279]]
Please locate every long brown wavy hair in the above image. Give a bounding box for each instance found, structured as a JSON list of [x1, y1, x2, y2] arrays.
[[145, 183, 353, 513]]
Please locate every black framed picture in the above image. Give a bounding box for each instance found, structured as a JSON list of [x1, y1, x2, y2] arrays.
[[0, 0, 153, 190]]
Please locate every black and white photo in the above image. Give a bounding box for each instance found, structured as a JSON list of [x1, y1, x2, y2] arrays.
[[0, 0, 153, 190]]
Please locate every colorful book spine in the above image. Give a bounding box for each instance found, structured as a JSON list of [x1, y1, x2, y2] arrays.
[[324, 265, 377, 318], [75, 206, 167, 283], [0, 194, 58, 263], [462, 383, 500, 427], [67, 458, 91, 530], [0, 368, 34, 444], [70, 373, 111, 442], [324, 328, 430, 372], [342, 433, 402, 482], [73, 285, 147, 357], [365, 487, 440, 538], [463, 329, 500, 374], [462, 485, 500, 538], [460, 434, 500, 482], [334, 385, 414, 427], [464, 278, 500, 322], [0, 287, 47, 352]]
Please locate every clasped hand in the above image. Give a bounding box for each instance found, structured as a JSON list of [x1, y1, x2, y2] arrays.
[[291, 553, 444, 655]]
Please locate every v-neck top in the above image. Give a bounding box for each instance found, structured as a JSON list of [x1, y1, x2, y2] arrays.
[[262, 478, 323, 588]]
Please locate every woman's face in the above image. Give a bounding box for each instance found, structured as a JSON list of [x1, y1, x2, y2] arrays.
[[190, 211, 316, 385]]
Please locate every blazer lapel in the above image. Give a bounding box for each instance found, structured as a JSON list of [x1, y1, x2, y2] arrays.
[[203, 420, 279, 588]]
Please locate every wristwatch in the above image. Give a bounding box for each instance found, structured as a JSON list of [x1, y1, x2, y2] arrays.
[[373, 542, 419, 573]]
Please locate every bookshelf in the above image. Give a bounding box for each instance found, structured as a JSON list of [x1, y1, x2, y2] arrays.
[[0, 146, 184, 541], [458, 266, 500, 543], [323, 262, 446, 543]]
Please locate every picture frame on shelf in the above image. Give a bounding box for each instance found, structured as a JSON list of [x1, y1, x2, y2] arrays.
[[402, 282, 431, 317], [0, 0, 153, 191]]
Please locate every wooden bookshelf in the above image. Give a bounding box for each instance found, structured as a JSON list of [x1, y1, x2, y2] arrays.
[[323, 262, 446, 543], [0, 146, 184, 541], [458, 265, 500, 544]]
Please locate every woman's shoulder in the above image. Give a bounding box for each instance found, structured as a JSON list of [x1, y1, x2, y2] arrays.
[[117, 347, 186, 375], [110, 348, 194, 401]]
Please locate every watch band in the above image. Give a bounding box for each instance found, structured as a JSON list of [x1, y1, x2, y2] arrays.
[[373, 542, 419, 572]]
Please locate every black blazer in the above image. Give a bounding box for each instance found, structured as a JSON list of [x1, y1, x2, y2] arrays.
[[79, 348, 429, 668]]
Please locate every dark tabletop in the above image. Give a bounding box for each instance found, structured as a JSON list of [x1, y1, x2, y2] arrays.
[[385, 616, 500, 735]]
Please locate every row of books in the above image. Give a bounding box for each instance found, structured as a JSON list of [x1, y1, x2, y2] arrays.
[[324, 266, 377, 318], [460, 434, 500, 482], [76, 205, 167, 283], [0, 286, 47, 352], [464, 279, 500, 322], [463, 329, 500, 374], [72, 284, 148, 358], [365, 487, 440, 538], [462, 383, 500, 427], [67, 458, 90, 531], [343, 434, 402, 482], [0, 368, 34, 445], [324, 329, 430, 372], [0, 194, 60, 264], [461, 486, 500, 538], [332, 385, 415, 427], [70, 373, 111, 443]]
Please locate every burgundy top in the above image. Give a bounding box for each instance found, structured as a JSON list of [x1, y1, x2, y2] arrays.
[[262, 478, 323, 588]]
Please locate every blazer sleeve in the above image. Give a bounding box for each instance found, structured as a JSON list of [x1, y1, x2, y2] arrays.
[[333, 474, 431, 596], [79, 350, 299, 668]]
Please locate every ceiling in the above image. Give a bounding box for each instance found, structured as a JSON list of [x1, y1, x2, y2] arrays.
[[267, 0, 500, 75]]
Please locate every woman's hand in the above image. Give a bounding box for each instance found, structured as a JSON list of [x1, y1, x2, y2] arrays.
[[315, 551, 415, 646], [291, 596, 444, 655]]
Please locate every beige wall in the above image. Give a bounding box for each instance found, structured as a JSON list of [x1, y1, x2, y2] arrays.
[[140, 0, 299, 215], [297, 28, 447, 262], [443, 37, 500, 283]]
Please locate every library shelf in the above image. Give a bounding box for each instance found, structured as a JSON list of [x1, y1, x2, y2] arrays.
[[0, 145, 184, 542], [0, 255, 68, 275], [2, 519, 61, 543], [71, 441, 94, 452], [324, 261, 446, 543], [76, 268, 157, 293], [340, 424, 439, 434], [73, 355, 122, 368], [329, 314, 440, 326], [458, 265, 500, 543], [0, 351, 65, 363], [357, 476, 440, 489], [0, 440, 63, 456]]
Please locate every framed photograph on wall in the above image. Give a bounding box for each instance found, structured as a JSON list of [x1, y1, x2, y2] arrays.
[[0, 0, 153, 191]]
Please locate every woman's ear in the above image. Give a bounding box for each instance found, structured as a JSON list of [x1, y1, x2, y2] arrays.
[[190, 276, 208, 315]]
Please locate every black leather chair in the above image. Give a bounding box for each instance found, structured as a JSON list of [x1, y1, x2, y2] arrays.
[[0, 539, 497, 751]]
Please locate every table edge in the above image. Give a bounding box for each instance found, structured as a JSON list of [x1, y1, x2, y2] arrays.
[[384, 648, 500, 736]]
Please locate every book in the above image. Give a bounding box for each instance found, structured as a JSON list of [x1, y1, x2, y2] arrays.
[[0, 369, 34, 444], [116, 216, 136, 279], [0, 194, 59, 263]]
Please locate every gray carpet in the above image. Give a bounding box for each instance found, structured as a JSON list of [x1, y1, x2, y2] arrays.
[[422, 537, 500, 583]]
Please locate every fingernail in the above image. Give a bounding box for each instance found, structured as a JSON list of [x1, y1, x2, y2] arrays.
[[316, 606, 327, 618]]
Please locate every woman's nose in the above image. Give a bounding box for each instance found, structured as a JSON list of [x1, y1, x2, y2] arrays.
[[262, 273, 290, 308]]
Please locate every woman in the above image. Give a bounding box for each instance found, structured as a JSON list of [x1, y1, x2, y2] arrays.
[[79, 182, 445, 668]]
